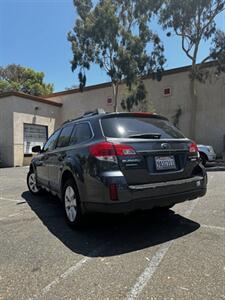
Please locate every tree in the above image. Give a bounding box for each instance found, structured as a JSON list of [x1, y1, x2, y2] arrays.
[[211, 29, 225, 74], [159, 0, 225, 138], [68, 0, 165, 112], [0, 64, 54, 96]]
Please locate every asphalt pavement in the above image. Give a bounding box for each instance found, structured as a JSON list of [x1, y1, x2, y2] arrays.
[[0, 167, 224, 300]]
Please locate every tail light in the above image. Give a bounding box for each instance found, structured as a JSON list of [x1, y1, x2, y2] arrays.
[[89, 142, 137, 162], [89, 142, 117, 163], [189, 141, 198, 154], [109, 183, 118, 201], [114, 144, 136, 156]]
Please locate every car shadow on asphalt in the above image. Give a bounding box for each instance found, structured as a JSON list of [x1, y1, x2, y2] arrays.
[[21, 191, 200, 257]]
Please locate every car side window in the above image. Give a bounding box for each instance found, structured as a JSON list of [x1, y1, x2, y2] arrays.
[[56, 124, 74, 148], [69, 123, 92, 145], [42, 129, 60, 152]]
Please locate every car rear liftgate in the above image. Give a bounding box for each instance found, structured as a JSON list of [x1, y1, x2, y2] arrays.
[[105, 138, 199, 185]]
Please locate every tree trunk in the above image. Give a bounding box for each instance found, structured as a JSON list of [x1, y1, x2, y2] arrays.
[[112, 82, 119, 112], [189, 77, 198, 140]]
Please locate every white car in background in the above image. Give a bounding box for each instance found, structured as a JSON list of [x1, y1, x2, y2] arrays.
[[197, 144, 217, 166]]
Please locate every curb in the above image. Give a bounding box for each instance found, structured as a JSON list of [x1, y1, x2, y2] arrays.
[[206, 168, 225, 172]]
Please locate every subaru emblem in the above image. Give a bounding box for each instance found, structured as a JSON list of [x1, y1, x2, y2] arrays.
[[161, 143, 168, 149]]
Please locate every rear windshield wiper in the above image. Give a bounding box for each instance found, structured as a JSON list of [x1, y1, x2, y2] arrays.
[[128, 133, 161, 139]]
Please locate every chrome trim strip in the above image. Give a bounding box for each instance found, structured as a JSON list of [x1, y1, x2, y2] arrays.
[[129, 176, 204, 190], [106, 137, 190, 142], [136, 149, 188, 153]]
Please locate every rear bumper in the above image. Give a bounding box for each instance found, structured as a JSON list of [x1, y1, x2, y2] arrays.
[[85, 188, 206, 213], [207, 154, 216, 161], [84, 175, 207, 214]]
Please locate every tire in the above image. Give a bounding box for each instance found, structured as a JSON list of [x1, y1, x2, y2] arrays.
[[62, 178, 83, 228], [27, 171, 42, 195], [200, 153, 207, 166], [162, 204, 174, 210], [157, 204, 175, 211]]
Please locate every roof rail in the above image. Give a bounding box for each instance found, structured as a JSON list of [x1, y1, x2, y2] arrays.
[[62, 108, 106, 125], [83, 108, 106, 116]]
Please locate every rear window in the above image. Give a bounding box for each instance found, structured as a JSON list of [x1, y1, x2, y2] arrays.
[[101, 116, 185, 139]]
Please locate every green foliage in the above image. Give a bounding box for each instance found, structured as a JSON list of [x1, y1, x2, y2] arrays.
[[159, 0, 225, 78], [211, 30, 225, 74], [68, 0, 165, 111], [0, 64, 54, 96], [159, 0, 225, 139], [121, 81, 146, 111]]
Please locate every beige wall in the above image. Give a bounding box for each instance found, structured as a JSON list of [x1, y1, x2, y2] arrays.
[[0, 65, 224, 167], [145, 71, 225, 154], [49, 86, 115, 126], [49, 68, 225, 155], [0, 96, 61, 167], [196, 76, 225, 153], [0, 100, 14, 166]]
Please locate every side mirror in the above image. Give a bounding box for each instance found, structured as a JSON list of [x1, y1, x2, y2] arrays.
[[32, 145, 41, 153]]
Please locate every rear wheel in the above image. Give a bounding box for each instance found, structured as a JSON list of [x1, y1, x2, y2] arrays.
[[63, 178, 83, 228], [163, 204, 174, 209], [157, 204, 175, 211], [27, 171, 42, 195]]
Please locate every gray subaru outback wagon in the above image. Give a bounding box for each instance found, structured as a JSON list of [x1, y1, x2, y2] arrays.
[[27, 109, 207, 227]]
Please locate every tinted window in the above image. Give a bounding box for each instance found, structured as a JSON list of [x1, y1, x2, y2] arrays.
[[101, 116, 185, 139], [57, 124, 74, 148], [70, 123, 92, 145], [43, 129, 60, 152]]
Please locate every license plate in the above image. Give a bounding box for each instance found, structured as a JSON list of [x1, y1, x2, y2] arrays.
[[155, 156, 176, 171]]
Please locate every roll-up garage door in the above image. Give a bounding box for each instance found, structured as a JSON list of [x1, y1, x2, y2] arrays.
[[24, 124, 48, 154]]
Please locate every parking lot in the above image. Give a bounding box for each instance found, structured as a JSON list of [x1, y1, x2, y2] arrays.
[[0, 167, 224, 300]]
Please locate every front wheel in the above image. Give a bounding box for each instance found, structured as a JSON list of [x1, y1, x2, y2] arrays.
[[63, 178, 83, 228], [27, 171, 42, 195]]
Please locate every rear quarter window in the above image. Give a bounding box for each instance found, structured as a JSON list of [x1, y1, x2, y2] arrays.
[[69, 123, 93, 145], [101, 116, 185, 139]]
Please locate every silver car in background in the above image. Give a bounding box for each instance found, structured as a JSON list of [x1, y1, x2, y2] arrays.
[[197, 144, 217, 166]]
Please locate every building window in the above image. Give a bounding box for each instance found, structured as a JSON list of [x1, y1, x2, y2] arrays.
[[24, 124, 48, 155], [163, 87, 171, 96], [107, 97, 113, 106]]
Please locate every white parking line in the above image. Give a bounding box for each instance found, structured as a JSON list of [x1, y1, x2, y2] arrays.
[[126, 199, 200, 300], [0, 197, 22, 203], [201, 224, 225, 231], [31, 256, 92, 299], [0, 213, 21, 221], [30, 242, 110, 300]]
